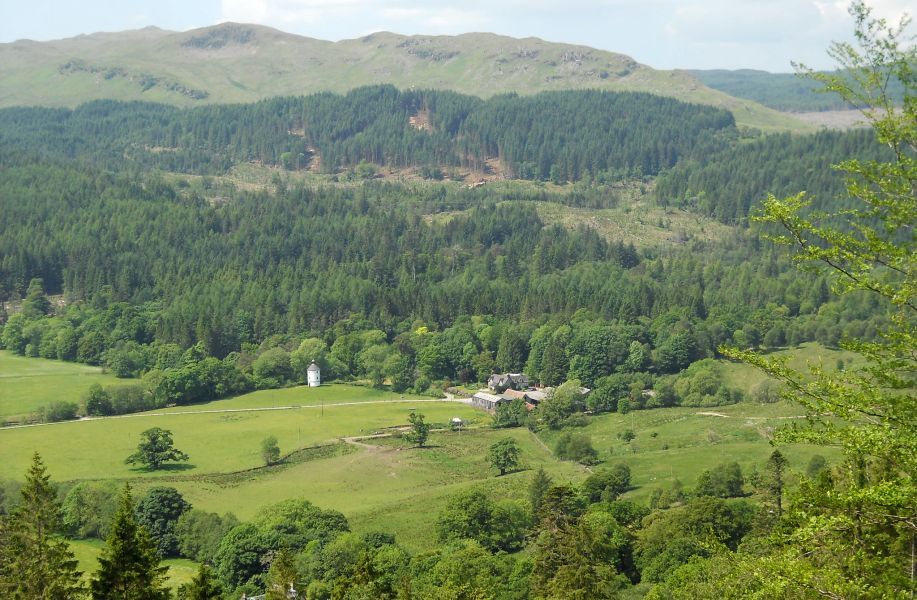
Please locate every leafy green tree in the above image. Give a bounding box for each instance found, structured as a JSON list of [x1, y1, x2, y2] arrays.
[[135, 487, 191, 557], [358, 343, 393, 387], [174, 510, 239, 563], [261, 435, 280, 466], [0, 452, 84, 598], [695, 462, 744, 498], [83, 383, 113, 416], [652, 332, 697, 373], [539, 379, 586, 429], [265, 547, 299, 600], [403, 412, 430, 448], [554, 432, 598, 465], [617, 428, 636, 443], [61, 481, 119, 539], [90, 484, 169, 600], [532, 511, 631, 599], [176, 564, 222, 600], [582, 463, 631, 503], [436, 489, 530, 552], [805, 454, 828, 480], [635, 497, 754, 583], [492, 397, 528, 428], [383, 352, 414, 392], [125, 427, 189, 470], [213, 523, 276, 590], [719, 5, 916, 596], [214, 499, 348, 590], [251, 347, 292, 385], [488, 438, 521, 476]]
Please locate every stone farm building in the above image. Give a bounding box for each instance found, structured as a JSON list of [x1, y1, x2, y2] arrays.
[[471, 389, 548, 412], [487, 373, 530, 392]]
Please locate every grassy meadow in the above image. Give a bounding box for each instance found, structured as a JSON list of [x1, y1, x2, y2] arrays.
[[70, 539, 198, 591], [0, 351, 129, 422]]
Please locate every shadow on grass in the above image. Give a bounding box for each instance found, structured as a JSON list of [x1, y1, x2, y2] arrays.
[[129, 462, 197, 473]]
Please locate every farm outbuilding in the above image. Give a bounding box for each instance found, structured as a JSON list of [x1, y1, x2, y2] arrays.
[[471, 391, 506, 412], [307, 361, 321, 387]]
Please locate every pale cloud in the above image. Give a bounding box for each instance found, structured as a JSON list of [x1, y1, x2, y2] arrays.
[[666, 0, 830, 45], [656, 0, 917, 69], [868, 0, 915, 24], [221, 0, 488, 36]]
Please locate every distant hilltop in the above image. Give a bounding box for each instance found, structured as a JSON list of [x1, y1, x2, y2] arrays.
[[0, 22, 809, 132]]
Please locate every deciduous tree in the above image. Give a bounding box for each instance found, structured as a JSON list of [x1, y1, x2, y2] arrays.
[[135, 487, 191, 557], [403, 412, 430, 448], [125, 427, 189, 470], [488, 438, 521, 476], [719, 4, 917, 595], [261, 436, 280, 466]]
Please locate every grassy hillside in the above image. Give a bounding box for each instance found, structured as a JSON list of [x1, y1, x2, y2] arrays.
[[690, 68, 905, 114], [0, 23, 810, 132], [0, 351, 130, 422]]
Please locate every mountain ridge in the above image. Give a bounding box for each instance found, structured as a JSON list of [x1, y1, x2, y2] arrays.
[[0, 22, 810, 132]]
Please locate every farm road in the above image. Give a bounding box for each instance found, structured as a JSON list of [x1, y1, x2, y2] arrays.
[[695, 411, 807, 420]]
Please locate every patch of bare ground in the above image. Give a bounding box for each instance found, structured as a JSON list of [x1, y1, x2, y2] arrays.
[[408, 109, 432, 132], [789, 110, 868, 130], [306, 146, 322, 172]]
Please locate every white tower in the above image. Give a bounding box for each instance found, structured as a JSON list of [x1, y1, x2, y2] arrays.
[[307, 361, 321, 387]]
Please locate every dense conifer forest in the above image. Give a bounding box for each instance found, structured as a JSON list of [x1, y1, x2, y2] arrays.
[[0, 87, 735, 181], [0, 85, 892, 418]]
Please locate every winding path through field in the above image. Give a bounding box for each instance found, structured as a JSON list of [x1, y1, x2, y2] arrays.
[[694, 411, 808, 420]]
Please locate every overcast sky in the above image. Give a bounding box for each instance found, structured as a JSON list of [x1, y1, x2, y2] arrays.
[[1, 0, 913, 71]]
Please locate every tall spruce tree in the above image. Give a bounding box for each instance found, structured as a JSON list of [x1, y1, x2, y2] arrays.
[[90, 485, 169, 600], [0, 452, 84, 599]]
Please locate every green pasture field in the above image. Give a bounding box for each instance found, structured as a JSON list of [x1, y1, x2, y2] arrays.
[[0, 343, 850, 552], [0, 351, 129, 422], [719, 341, 861, 392], [155, 382, 427, 412], [70, 538, 198, 591], [537, 400, 837, 505], [0, 397, 483, 481], [168, 427, 585, 552]]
